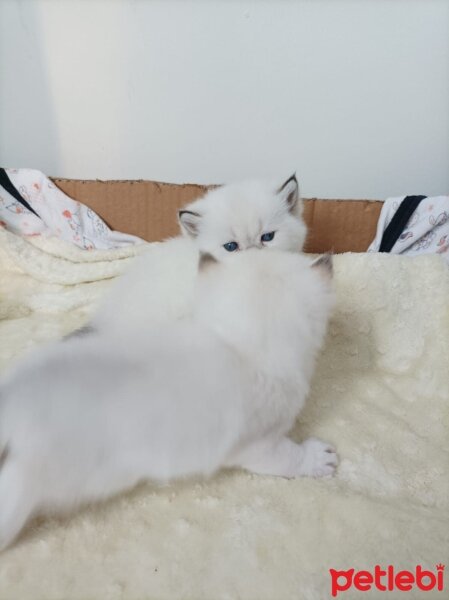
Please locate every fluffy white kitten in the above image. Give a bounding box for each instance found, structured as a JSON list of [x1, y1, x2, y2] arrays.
[[92, 174, 306, 333], [0, 249, 334, 551]]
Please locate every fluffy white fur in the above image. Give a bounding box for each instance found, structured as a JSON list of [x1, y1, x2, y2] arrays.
[[0, 234, 448, 599], [92, 176, 307, 333], [0, 249, 333, 551]]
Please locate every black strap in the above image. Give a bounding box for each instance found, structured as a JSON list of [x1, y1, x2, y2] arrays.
[[0, 168, 41, 219], [378, 195, 427, 252]]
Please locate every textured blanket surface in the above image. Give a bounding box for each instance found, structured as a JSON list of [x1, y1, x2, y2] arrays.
[[0, 230, 448, 600]]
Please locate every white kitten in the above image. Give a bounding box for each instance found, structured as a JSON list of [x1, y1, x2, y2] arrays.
[[92, 175, 306, 334], [0, 249, 334, 551]]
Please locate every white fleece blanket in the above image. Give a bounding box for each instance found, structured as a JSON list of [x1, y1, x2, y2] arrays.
[[0, 229, 448, 600]]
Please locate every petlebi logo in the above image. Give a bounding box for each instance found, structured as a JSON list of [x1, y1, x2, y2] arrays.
[[329, 564, 445, 597]]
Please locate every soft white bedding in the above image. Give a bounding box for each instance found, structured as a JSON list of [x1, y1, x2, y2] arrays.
[[0, 227, 447, 600]]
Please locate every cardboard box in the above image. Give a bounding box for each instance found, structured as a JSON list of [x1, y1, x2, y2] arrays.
[[53, 178, 383, 253]]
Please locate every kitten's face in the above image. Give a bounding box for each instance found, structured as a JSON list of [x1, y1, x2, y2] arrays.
[[178, 176, 306, 260]]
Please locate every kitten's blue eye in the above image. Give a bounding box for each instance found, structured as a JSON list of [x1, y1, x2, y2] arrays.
[[261, 231, 275, 242], [223, 241, 239, 252]]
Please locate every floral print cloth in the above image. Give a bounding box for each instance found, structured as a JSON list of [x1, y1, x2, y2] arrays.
[[368, 195, 449, 262], [0, 168, 143, 250]]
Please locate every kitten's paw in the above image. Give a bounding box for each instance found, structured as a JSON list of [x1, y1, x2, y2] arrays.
[[299, 437, 338, 478]]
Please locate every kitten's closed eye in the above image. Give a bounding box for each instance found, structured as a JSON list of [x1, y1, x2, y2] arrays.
[[223, 241, 239, 252], [261, 231, 275, 242]]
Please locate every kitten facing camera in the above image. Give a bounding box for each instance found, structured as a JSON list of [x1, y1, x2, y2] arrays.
[[90, 174, 307, 334], [0, 249, 335, 551], [178, 173, 306, 258]]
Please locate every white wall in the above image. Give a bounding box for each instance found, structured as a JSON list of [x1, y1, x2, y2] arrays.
[[0, 0, 448, 199]]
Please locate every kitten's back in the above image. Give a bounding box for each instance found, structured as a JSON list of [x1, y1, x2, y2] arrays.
[[194, 249, 334, 380]]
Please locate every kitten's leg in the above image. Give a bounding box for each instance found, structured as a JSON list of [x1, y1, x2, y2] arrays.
[[234, 436, 338, 479], [0, 459, 35, 551]]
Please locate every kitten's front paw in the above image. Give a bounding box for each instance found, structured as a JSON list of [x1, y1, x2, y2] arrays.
[[299, 437, 338, 478]]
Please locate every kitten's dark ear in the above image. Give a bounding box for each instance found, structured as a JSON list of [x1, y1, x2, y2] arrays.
[[179, 210, 202, 237], [311, 253, 333, 279], [277, 173, 299, 212], [198, 252, 218, 272]]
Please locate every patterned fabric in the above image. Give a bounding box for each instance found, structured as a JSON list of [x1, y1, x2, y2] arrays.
[[368, 195, 449, 262], [0, 168, 143, 249]]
